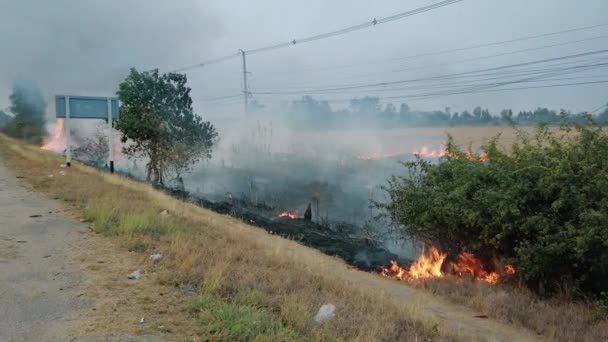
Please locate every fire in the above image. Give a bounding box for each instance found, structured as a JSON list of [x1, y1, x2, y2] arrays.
[[278, 211, 298, 219], [413, 145, 448, 158], [381, 246, 446, 280], [450, 252, 505, 284], [41, 119, 66, 152], [381, 246, 515, 285], [413, 144, 488, 162]]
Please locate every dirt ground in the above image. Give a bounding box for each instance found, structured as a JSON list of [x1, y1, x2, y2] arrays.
[[0, 156, 197, 341]]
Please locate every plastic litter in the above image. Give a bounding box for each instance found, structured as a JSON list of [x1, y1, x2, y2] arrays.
[[127, 270, 141, 280], [150, 254, 162, 263], [313, 303, 336, 323]]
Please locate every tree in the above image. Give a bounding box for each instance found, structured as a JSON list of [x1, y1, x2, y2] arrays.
[[500, 109, 513, 123], [116, 68, 218, 185], [5, 80, 46, 143], [349, 96, 380, 116], [380, 121, 608, 296]]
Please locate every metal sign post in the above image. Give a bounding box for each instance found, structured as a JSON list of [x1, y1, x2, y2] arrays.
[[107, 97, 114, 173], [65, 96, 72, 167], [55, 95, 119, 172]]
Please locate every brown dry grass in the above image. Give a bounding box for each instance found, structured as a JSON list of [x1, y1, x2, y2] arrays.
[[412, 266, 608, 341], [0, 135, 452, 341]]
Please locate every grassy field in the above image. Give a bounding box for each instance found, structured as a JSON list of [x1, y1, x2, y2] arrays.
[[0, 135, 447, 341], [4, 131, 604, 341], [290, 126, 537, 156]]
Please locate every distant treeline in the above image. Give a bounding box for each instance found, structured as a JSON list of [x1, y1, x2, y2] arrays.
[[281, 95, 608, 129]]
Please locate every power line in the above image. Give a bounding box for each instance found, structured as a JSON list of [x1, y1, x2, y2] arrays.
[[171, 0, 465, 72], [248, 79, 608, 106], [589, 103, 608, 114], [245, 0, 464, 55], [201, 94, 243, 102], [252, 35, 608, 89], [252, 51, 608, 93], [251, 49, 608, 95], [172, 54, 241, 73], [254, 22, 608, 77]]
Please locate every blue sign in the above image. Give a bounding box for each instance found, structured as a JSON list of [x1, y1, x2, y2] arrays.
[[55, 95, 119, 119]]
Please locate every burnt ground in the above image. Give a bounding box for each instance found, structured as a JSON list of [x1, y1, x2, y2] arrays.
[[164, 186, 411, 271]]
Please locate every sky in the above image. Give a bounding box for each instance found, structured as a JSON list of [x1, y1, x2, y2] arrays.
[[1, 0, 607, 120]]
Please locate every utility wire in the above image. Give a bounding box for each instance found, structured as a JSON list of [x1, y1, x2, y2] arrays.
[[248, 79, 608, 105], [245, 0, 464, 55], [253, 52, 608, 93], [201, 94, 243, 102], [253, 35, 608, 89], [252, 49, 608, 95], [171, 0, 464, 72], [588, 103, 608, 114], [255, 22, 608, 76]]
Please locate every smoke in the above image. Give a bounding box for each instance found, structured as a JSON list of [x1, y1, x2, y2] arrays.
[[10, 79, 47, 116], [0, 0, 223, 105]]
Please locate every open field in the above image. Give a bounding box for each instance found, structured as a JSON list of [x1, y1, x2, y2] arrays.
[[289, 126, 537, 156], [0, 134, 549, 341]]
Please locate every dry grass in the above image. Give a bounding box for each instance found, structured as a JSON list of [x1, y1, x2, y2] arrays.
[[0, 135, 451, 341], [413, 277, 608, 342]]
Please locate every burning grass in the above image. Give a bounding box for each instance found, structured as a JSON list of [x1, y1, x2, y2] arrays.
[[378, 246, 607, 340], [0, 135, 449, 341]]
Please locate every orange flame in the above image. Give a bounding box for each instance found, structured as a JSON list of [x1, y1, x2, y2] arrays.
[[278, 211, 298, 220], [381, 246, 515, 285], [413, 145, 448, 158], [381, 246, 446, 280], [413, 144, 489, 162], [41, 119, 66, 152]]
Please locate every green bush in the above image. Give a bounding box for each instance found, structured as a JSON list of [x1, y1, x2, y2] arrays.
[[381, 120, 608, 296]]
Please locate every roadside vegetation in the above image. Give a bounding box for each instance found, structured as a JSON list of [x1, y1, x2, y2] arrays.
[[380, 118, 608, 340], [0, 136, 444, 342]]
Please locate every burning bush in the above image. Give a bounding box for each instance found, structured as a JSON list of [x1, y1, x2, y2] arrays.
[[380, 117, 608, 297]]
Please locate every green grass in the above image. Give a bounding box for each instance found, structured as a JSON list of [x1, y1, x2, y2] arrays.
[[188, 289, 305, 342], [83, 203, 180, 239]]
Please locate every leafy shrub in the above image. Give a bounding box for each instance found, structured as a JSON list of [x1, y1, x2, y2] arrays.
[[381, 119, 608, 296]]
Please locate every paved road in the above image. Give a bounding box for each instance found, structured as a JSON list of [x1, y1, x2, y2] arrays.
[[0, 158, 89, 341]]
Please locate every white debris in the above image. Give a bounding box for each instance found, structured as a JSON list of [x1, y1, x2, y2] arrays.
[[160, 210, 169, 218], [48, 174, 54, 178], [140, 317, 145, 324], [313, 304, 336, 324], [127, 270, 141, 280], [60, 164, 67, 168], [150, 254, 162, 263], [59, 170, 67, 176]]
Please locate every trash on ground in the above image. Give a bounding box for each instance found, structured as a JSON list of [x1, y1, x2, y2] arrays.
[[127, 270, 141, 280], [150, 254, 162, 263], [313, 303, 336, 323]]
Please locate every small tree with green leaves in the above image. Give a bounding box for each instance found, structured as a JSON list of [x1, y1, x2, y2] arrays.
[[379, 116, 608, 296], [116, 68, 218, 185]]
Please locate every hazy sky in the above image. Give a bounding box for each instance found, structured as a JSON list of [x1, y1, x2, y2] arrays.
[[1, 0, 607, 119]]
